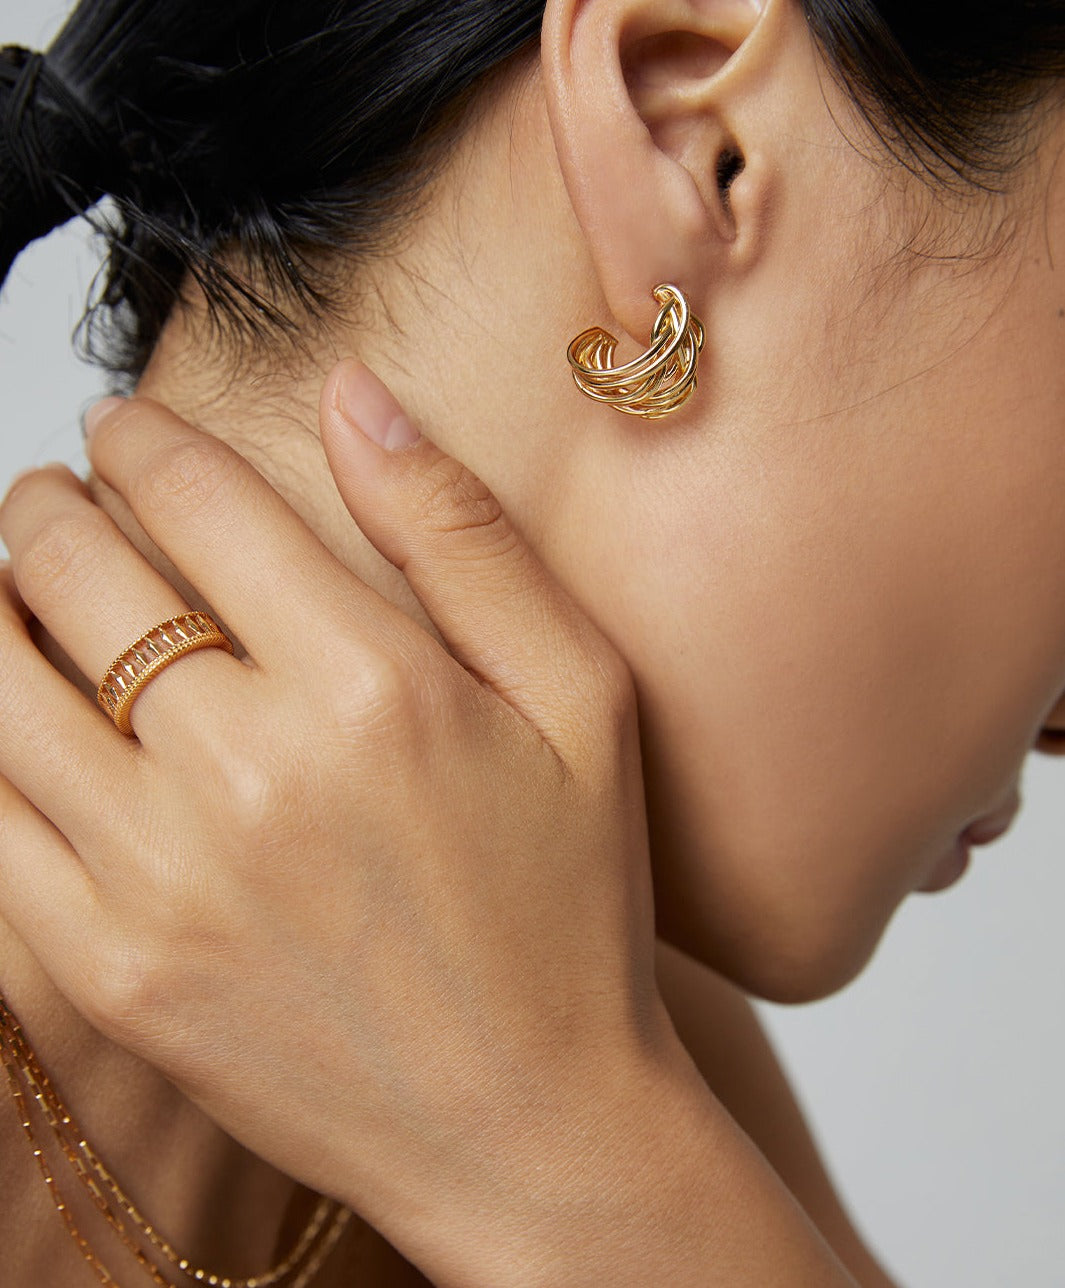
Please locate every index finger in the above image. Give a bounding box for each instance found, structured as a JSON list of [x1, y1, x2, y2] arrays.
[[85, 396, 425, 670]]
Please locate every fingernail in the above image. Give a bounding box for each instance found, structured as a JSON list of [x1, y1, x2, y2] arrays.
[[84, 395, 127, 442], [336, 360, 420, 451]]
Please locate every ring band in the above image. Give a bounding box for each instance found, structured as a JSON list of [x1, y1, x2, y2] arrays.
[[96, 611, 234, 736]]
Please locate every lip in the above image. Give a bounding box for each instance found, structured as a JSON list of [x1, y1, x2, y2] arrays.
[[961, 788, 1022, 847], [917, 837, 971, 893], [917, 787, 1022, 894]]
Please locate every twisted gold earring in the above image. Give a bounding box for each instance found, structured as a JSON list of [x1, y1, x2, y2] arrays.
[[567, 283, 705, 419]]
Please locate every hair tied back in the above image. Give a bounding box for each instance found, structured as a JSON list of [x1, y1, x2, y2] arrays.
[[0, 44, 125, 288]]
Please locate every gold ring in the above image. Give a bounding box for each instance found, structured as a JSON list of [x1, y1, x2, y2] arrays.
[[96, 611, 234, 736]]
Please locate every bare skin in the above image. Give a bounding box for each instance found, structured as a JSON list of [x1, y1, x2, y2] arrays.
[[0, 918, 893, 1284], [1, 0, 1064, 1280]]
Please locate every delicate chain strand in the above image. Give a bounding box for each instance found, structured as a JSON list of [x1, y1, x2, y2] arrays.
[[1, 1036, 159, 1288], [0, 991, 351, 1287], [0, 1005, 345, 1286], [289, 1209, 352, 1288], [4, 1004, 346, 1287], [0, 996, 350, 1286]]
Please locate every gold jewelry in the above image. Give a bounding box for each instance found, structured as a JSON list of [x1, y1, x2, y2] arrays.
[[0, 989, 350, 1287], [97, 611, 235, 736], [567, 282, 705, 419]]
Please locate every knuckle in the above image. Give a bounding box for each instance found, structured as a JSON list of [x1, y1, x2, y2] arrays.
[[17, 510, 108, 605], [594, 641, 636, 714], [79, 936, 163, 1037], [325, 647, 432, 756], [578, 629, 637, 731], [130, 437, 245, 519], [216, 750, 285, 835], [419, 457, 510, 549], [343, 650, 420, 726]]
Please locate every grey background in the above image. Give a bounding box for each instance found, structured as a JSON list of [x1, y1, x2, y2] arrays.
[[1, 4, 1063, 1284]]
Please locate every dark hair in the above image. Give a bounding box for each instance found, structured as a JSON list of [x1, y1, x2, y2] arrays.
[[1, 1, 1064, 389], [805, 1, 1065, 186]]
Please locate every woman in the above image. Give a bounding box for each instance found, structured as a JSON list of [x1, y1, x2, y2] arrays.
[[0, 0, 1062, 1283]]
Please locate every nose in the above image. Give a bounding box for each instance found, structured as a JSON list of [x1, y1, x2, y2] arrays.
[[1034, 690, 1065, 756]]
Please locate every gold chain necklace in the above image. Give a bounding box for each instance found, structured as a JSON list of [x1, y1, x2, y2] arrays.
[[0, 990, 351, 1287]]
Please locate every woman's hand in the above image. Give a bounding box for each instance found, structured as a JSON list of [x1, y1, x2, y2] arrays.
[[0, 360, 669, 1277], [0, 366, 860, 1287]]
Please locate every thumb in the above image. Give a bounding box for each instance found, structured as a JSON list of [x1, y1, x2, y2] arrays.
[[319, 358, 626, 748]]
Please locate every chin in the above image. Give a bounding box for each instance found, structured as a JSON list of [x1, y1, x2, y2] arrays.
[[656, 897, 890, 1006], [741, 951, 876, 1007]]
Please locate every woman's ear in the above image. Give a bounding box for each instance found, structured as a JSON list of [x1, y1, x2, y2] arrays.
[[541, 0, 786, 344]]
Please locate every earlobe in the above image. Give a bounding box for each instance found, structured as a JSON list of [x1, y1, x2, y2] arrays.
[[541, 0, 778, 346], [567, 281, 707, 419]]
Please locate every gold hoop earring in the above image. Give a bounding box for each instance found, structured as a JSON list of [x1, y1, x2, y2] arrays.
[[567, 283, 705, 419]]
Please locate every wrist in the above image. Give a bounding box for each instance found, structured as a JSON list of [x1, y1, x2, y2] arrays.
[[468, 1035, 720, 1288], [375, 1009, 850, 1287]]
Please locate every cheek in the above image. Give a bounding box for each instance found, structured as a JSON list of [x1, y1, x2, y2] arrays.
[[557, 353, 1065, 1001]]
